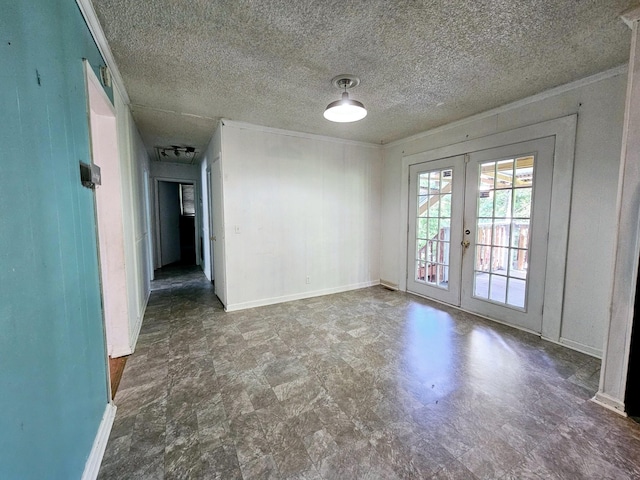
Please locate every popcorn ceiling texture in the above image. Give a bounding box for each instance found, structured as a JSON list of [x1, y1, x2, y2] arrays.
[[92, 0, 635, 154]]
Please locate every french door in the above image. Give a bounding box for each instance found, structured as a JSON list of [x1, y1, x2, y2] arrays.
[[407, 137, 555, 333]]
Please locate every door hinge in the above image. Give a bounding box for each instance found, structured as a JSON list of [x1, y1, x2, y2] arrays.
[[464, 153, 470, 164]]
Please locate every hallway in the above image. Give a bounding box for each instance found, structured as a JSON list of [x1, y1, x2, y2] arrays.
[[98, 267, 640, 479]]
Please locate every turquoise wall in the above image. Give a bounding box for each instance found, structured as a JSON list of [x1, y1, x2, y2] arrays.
[[1, 1, 112, 478]]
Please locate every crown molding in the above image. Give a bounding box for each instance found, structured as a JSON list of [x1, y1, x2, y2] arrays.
[[76, 0, 130, 104], [622, 5, 640, 28], [221, 119, 381, 148], [385, 64, 627, 148]]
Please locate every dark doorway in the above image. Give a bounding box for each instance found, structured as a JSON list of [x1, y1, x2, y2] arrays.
[[157, 181, 196, 267], [178, 183, 196, 265]]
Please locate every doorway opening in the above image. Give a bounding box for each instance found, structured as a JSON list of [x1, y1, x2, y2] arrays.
[[156, 180, 198, 268]]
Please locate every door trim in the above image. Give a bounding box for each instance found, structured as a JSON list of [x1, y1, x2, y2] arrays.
[[400, 115, 577, 342]]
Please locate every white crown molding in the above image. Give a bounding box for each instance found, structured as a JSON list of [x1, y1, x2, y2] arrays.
[[385, 64, 628, 148], [130, 103, 218, 121], [622, 5, 640, 28], [76, 0, 130, 104], [221, 119, 381, 149]]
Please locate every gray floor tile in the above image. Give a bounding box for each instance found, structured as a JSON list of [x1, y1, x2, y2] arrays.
[[98, 265, 640, 480]]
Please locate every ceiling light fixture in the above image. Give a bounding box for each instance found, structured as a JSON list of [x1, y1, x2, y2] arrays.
[[324, 75, 367, 123], [156, 145, 197, 161]]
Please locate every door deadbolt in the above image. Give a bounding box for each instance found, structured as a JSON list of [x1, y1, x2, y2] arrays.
[[465, 229, 471, 235]]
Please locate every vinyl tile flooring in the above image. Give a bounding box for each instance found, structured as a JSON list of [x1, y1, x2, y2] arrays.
[[98, 266, 640, 479]]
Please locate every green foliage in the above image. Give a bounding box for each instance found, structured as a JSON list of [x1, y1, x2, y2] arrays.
[[478, 187, 532, 219]]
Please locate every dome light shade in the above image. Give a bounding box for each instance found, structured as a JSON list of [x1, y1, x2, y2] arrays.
[[323, 75, 367, 123], [324, 92, 367, 122]]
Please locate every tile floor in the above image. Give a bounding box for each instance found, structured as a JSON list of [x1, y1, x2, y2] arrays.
[[98, 266, 640, 479]]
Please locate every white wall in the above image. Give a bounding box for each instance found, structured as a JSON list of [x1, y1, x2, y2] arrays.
[[381, 68, 627, 357], [114, 84, 151, 354], [220, 122, 382, 311]]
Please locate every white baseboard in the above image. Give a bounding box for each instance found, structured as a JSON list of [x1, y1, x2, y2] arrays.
[[82, 402, 117, 480], [110, 345, 133, 358], [127, 289, 150, 354], [539, 335, 602, 359], [380, 279, 399, 290], [225, 280, 381, 312], [558, 337, 602, 358], [592, 392, 627, 416]]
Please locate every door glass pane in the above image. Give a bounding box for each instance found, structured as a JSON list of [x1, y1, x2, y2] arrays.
[[473, 155, 535, 309], [480, 162, 495, 189], [513, 188, 532, 218], [511, 220, 530, 248], [440, 194, 452, 217], [414, 167, 454, 289], [418, 196, 428, 216], [418, 218, 428, 238], [495, 160, 514, 189], [474, 271, 489, 298], [426, 262, 436, 284], [417, 239, 427, 260], [475, 245, 490, 271], [477, 221, 492, 245], [494, 190, 511, 217], [507, 278, 526, 308], [489, 275, 507, 303], [478, 191, 493, 217], [491, 246, 508, 274], [492, 224, 510, 247], [509, 248, 528, 276], [440, 242, 450, 266]]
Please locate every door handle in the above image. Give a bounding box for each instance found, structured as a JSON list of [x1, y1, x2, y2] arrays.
[[211, 236, 216, 241], [461, 240, 470, 249]]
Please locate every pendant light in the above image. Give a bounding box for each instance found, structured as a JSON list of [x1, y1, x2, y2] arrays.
[[323, 75, 367, 123]]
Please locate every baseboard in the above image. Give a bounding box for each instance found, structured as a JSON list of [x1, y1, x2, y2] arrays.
[[225, 280, 381, 312], [380, 279, 399, 290], [592, 392, 628, 416], [128, 289, 150, 354], [539, 335, 603, 359], [81, 402, 117, 480], [558, 337, 602, 358]]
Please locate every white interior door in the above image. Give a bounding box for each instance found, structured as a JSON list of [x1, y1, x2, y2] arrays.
[[407, 156, 465, 304], [407, 137, 555, 333]]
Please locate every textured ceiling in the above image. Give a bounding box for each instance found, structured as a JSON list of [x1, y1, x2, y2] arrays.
[[92, 0, 635, 157]]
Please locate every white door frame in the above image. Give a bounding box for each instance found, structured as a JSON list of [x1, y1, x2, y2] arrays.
[[211, 156, 227, 307], [401, 115, 577, 343], [206, 160, 219, 282], [153, 176, 201, 269]]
